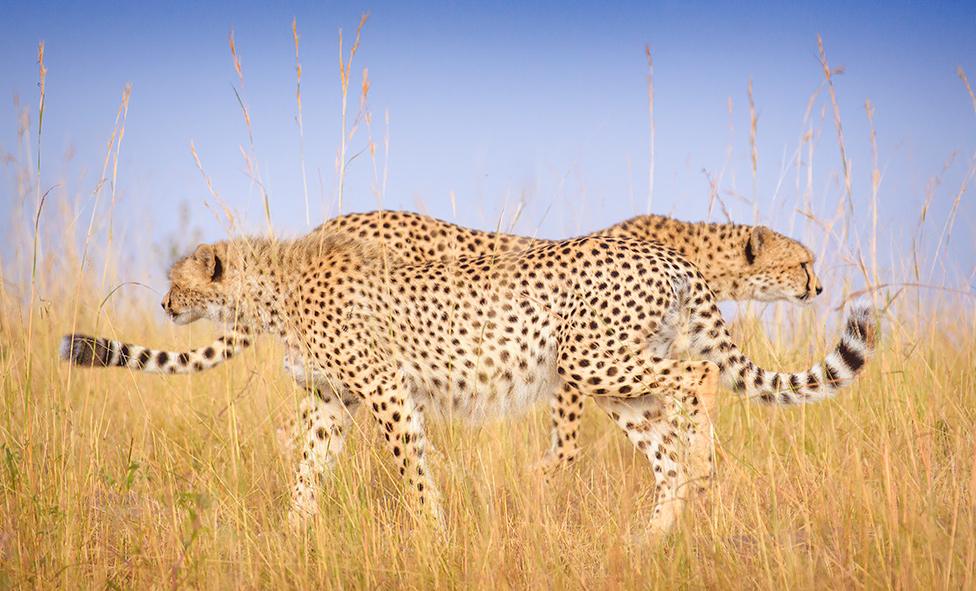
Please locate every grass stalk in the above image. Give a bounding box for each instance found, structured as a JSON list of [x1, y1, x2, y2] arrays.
[[293, 18, 311, 226], [335, 13, 369, 213]]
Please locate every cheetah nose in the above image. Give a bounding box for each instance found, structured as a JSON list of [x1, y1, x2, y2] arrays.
[[815, 285, 823, 295], [161, 294, 171, 313]]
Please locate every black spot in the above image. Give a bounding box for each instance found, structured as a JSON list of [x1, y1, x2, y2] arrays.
[[837, 340, 864, 372], [178, 352, 190, 365], [203, 347, 216, 359], [846, 316, 868, 341], [136, 350, 152, 369], [156, 351, 169, 366], [117, 344, 131, 367], [66, 335, 111, 367], [823, 362, 841, 387], [789, 374, 801, 392]]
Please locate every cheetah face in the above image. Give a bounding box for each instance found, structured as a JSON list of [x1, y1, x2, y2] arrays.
[[161, 243, 229, 325], [743, 226, 822, 304]]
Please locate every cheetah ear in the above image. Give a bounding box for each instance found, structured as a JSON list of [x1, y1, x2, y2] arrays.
[[192, 244, 223, 282], [745, 226, 772, 264]]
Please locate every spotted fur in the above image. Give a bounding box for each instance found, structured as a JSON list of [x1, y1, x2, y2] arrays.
[[320, 211, 823, 304], [62, 228, 876, 535], [64, 211, 824, 478]]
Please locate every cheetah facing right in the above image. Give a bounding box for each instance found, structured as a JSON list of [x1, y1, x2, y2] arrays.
[[63, 231, 877, 535]]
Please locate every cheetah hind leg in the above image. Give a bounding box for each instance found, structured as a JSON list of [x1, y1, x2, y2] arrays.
[[535, 355, 715, 482], [554, 339, 719, 537], [594, 365, 719, 541], [541, 337, 717, 479], [279, 381, 360, 456]]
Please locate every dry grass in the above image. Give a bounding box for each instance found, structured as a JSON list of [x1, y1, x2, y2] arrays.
[[1, 29, 975, 591], [2, 258, 974, 589]]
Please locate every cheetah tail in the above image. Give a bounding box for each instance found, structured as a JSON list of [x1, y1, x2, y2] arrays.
[[699, 299, 878, 404], [59, 329, 252, 374]]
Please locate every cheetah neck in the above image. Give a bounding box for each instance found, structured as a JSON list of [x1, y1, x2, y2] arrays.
[[228, 232, 375, 337], [225, 238, 310, 335], [610, 215, 754, 300]]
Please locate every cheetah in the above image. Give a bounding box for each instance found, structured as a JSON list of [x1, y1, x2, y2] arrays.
[[63, 229, 876, 534], [63, 210, 824, 476], [320, 211, 824, 304]]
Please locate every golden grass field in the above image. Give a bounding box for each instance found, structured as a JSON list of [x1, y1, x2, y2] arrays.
[[3, 210, 975, 590], [2, 32, 975, 590]]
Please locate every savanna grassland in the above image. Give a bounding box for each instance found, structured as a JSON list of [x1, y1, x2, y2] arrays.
[[2, 29, 975, 590]]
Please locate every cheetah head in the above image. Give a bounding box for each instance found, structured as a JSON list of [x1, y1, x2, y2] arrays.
[[740, 226, 822, 304], [161, 243, 235, 325]]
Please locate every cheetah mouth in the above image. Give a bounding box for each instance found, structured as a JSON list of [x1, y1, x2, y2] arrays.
[[793, 292, 817, 306], [169, 310, 201, 325]]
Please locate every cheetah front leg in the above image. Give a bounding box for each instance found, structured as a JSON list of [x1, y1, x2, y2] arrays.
[[279, 353, 360, 456], [278, 392, 355, 456], [366, 375, 445, 530], [287, 387, 359, 525]]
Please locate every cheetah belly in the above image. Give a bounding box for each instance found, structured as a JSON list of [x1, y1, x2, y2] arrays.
[[403, 338, 560, 424]]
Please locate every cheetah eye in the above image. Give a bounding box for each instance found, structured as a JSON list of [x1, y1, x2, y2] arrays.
[[211, 255, 224, 282]]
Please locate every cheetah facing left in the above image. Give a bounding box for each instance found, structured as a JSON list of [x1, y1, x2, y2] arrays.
[[63, 231, 876, 534]]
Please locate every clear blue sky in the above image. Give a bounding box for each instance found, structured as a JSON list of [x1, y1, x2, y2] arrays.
[[2, 1, 974, 294]]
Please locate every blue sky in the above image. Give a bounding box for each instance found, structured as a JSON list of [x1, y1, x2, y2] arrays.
[[2, 1, 974, 294]]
